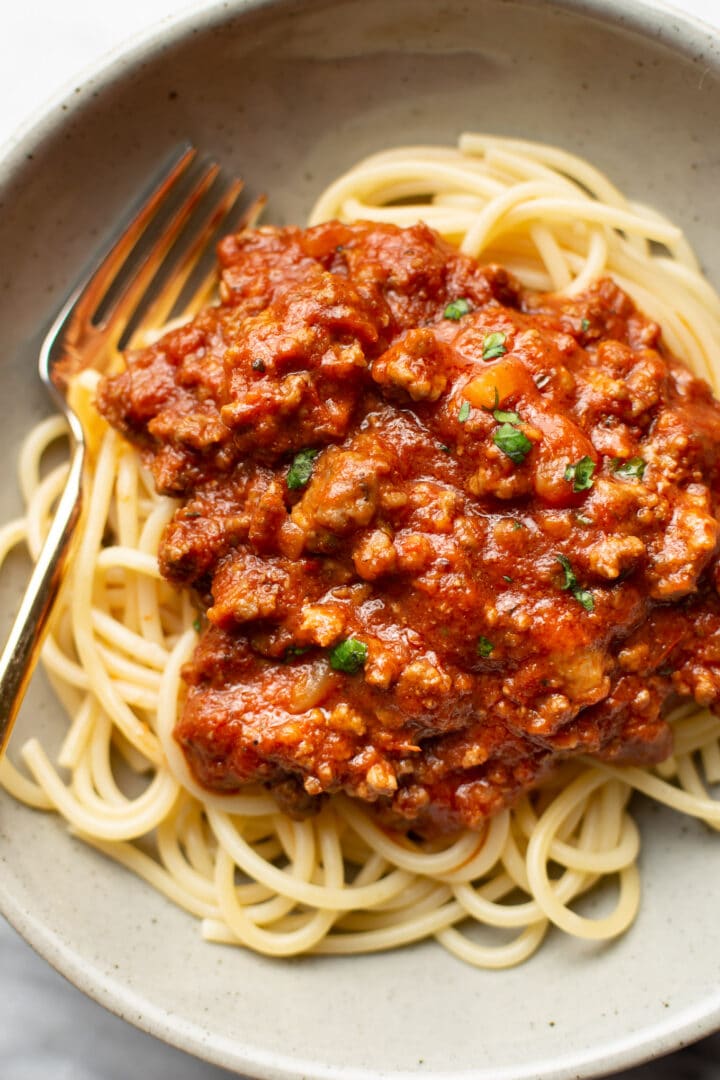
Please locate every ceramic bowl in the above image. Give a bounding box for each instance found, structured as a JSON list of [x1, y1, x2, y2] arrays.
[[1, 1, 719, 1077]]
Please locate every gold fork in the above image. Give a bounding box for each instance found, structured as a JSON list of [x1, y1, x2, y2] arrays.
[[0, 147, 254, 751]]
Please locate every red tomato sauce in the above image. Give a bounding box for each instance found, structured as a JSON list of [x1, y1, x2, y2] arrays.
[[98, 221, 720, 834]]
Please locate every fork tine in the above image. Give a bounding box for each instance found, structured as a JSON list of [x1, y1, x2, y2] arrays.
[[100, 161, 222, 347], [177, 193, 269, 319], [133, 187, 266, 343], [165, 193, 268, 327], [65, 146, 197, 340], [127, 176, 246, 345]]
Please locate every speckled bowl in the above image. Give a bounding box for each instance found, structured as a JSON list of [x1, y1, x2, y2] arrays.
[[1, 1, 719, 1077]]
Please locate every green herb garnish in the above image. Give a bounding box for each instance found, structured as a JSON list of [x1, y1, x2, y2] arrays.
[[252, 358, 267, 372], [458, 400, 471, 423], [482, 331, 507, 361], [557, 554, 576, 591], [444, 297, 472, 321], [612, 456, 647, 481], [192, 617, 202, 633], [512, 520, 525, 530], [556, 554, 595, 612], [287, 448, 320, 490], [328, 637, 368, 674], [493, 408, 521, 424], [575, 513, 593, 526], [477, 637, 495, 658], [494, 422, 532, 464], [564, 455, 596, 492], [502, 574, 513, 584], [581, 317, 591, 332], [573, 588, 595, 612]]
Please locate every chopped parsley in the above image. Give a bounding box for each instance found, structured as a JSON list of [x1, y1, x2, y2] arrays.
[[494, 422, 532, 464], [482, 331, 507, 361], [328, 637, 368, 674], [439, 443, 451, 453], [581, 317, 591, 332], [287, 448, 320, 490], [557, 554, 577, 591], [512, 519, 525, 530], [488, 403, 531, 465], [493, 408, 521, 424], [575, 513, 593, 525], [192, 616, 202, 633], [564, 455, 596, 492], [444, 297, 472, 321], [252, 358, 267, 372], [476, 636, 495, 658], [556, 554, 594, 612], [458, 400, 471, 423], [534, 372, 551, 390], [612, 456, 647, 481], [572, 587, 595, 612], [502, 574, 513, 584]]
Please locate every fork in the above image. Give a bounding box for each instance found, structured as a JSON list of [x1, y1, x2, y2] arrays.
[[0, 146, 253, 751]]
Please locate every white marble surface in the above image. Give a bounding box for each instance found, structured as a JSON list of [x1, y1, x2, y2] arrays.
[[2, 1, 720, 1077]]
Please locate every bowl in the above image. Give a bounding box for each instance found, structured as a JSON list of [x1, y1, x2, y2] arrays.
[[1, 1, 719, 1077]]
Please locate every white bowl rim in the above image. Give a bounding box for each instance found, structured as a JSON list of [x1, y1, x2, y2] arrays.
[[1, 1, 720, 1078]]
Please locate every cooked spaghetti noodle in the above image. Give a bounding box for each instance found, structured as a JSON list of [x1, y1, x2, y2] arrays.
[[2, 133, 720, 968]]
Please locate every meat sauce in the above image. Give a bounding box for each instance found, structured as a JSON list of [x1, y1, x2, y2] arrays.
[[98, 221, 720, 834]]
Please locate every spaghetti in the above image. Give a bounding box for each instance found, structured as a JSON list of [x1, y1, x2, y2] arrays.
[[2, 134, 720, 968]]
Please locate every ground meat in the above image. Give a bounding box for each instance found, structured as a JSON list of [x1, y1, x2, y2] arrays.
[[97, 220, 720, 835]]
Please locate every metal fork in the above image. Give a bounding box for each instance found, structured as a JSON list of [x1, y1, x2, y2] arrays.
[[0, 146, 253, 751]]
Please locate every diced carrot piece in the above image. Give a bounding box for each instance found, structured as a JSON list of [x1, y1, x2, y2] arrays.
[[463, 357, 535, 410]]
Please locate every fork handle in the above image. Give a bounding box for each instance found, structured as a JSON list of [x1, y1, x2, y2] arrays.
[[0, 441, 84, 752]]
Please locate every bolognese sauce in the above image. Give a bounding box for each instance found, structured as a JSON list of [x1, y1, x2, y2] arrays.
[[98, 220, 720, 834]]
